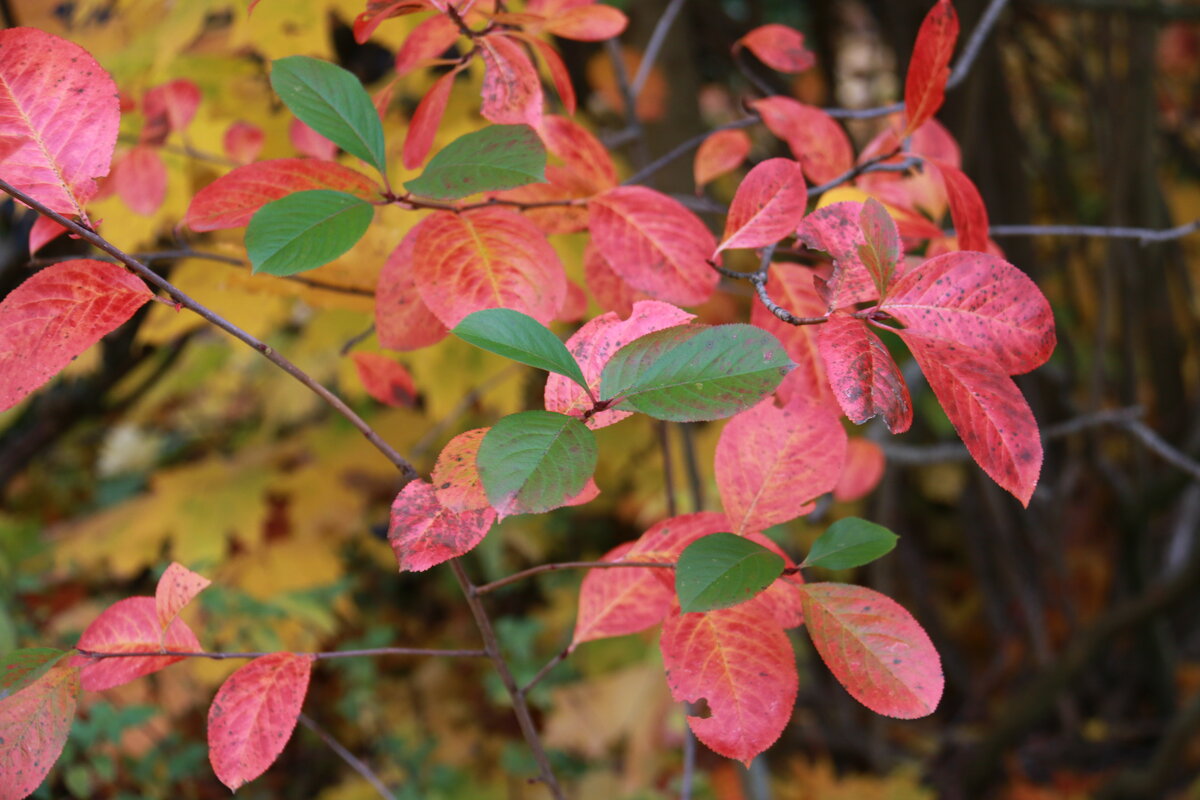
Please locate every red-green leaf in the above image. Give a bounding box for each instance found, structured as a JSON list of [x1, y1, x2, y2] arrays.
[[799, 582, 943, 718], [185, 158, 379, 231], [927, 159, 989, 253], [660, 603, 797, 765], [410, 208, 566, 327], [477, 411, 597, 518], [207, 652, 314, 792], [388, 480, 496, 571], [751, 97, 853, 185], [375, 220, 450, 351], [0, 260, 153, 413], [73, 596, 202, 692], [736, 24, 815, 73], [155, 563, 211, 630], [0, 663, 79, 800], [352, 352, 418, 407], [857, 197, 901, 299], [588, 186, 719, 306], [394, 13, 459, 76], [0, 650, 69, 701], [816, 314, 912, 433], [110, 146, 167, 216], [902, 0, 959, 137], [716, 158, 808, 255], [0, 28, 119, 220], [694, 128, 751, 188], [716, 396, 847, 534], [479, 33, 543, 128]]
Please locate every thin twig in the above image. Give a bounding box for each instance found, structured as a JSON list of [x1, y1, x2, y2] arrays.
[[987, 220, 1200, 243], [946, 0, 1013, 90], [622, 116, 759, 187], [299, 713, 398, 800], [631, 0, 687, 98], [0, 178, 418, 481], [520, 647, 570, 697], [475, 560, 675, 596], [74, 647, 487, 660], [806, 153, 921, 199]]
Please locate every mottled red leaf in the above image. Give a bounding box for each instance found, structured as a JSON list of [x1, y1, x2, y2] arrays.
[[660, 603, 797, 765], [110, 146, 167, 216], [0, 260, 153, 413], [352, 352, 418, 407], [403, 68, 458, 169], [749, 263, 834, 408], [185, 158, 380, 231], [926, 159, 988, 253], [207, 652, 314, 791], [73, 597, 202, 692], [736, 24, 815, 73], [410, 208, 566, 327], [751, 97, 853, 185], [140, 79, 202, 145], [799, 582, 943, 718], [223, 121, 265, 165], [545, 299, 694, 428], [857, 197, 901, 298], [694, 128, 751, 188], [902, 0, 959, 137], [0, 663, 79, 800], [375, 220, 450, 351], [155, 563, 211, 630], [589, 186, 719, 306], [479, 33, 544, 128], [583, 241, 651, 317], [817, 314, 912, 433], [0, 28, 119, 220], [544, 4, 627, 41], [432, 427, 490, 512], [717, 158, 808, 255], [797, 201, 878, 310], [834, 438, 886, 502], [387, 480, 496, 571], [899, 331, 1042, 505], [289, 117, 338, 160], [716, 396, 847, 534], [394, 13, 460, 76]]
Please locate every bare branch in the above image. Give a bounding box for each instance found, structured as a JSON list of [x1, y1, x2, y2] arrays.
[[75, 647, 488, 660], [631, 0, 688, 98], [299, 713, 398, 800], [987, 220, 1200, 243], [474, 559, 676, 596], [946, 0, 1012, 90]]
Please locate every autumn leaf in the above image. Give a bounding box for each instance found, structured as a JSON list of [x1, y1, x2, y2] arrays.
[[674, 533, 785, 613], [388, 480, 496, 571], [207, 652, 314, 791], [375, 218, 450, 351], [816, 314, 913, 433], [140, 79, 202, 145], [736, 24, 815, 73], [155, 563, 211, 630], [543, 4, 628, 41], [751, 97, 854, 185], [796, 201, 881, 311], [857, 197, 901, 299], [834, 438, 886, 502], [403, 69, 459, 169], [394, 13, 460, 76], [0, 663, 79, 800], [477, 411, 598, 518], [351, 352, 418, 407], [902, 0, 959, 138], [109, 146, 167, 216], [749, 263, 834, 408], [223, 121, 265, 165], [926, 159, 989, 253], [694, 128, 751, 189], [479, 33, 544, 129], [353, 0, 432, 43], [73, 596, 202, 692], [432, 428, 491, 512], [716, 158, 808, 255], [0, 260, 153, 413]]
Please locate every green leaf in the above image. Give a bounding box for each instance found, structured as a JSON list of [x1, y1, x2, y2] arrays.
[[0, 648, 69, 700], [454, 309, 590, 393], [405, 124, 547, 200], [270, 56, 387, 175], [599, 324, 793, 421], [675, 533, 785, 614], [477, 411, 597, 518], [246, 190, 374, 276], [801, 517, 899, 570]]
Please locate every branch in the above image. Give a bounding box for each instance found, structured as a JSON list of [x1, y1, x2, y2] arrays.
[[0, 178, 418, 481], [475, 559, 676, 595], [299, 713, 398, 800], [520, 647, 569, 697], [74, 647, 487, 660], [946, 0, 1012, 90], [986, 220, 1200, 243], [622, 116, 759, 187], [631, 0, 688, 98]]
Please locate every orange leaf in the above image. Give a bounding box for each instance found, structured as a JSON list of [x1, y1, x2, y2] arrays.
[[73, 597, 202, 692], [736, 24, 815, 73], [694, 128, 751, 188], [544, 4, 628, 41], [432, 427, 490, 512], [351, 352, 418, 407], [155, 563, 211, 630]]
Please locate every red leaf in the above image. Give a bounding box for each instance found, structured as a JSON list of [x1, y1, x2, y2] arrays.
[[207, 652, 314, 792], [749, 263, 834, 408], [185, 158, 379, 231], [27, 216, 67, 255], [222, 121, 265, 165], [524, 35, 576, 115], [926, 159, 988, 253], [799, 582, 943, 718], [352, 352, 417, 407], [902, 0, 959, 137], [717, 158, 808, 255], [660, 604, 797, 765], [394, 13, 460, 76], [0, 260, 153, 413], [290, 117, 337, 160], [750, 97, 853, 185], [479, 33, 544, 128], [353, 0, 431, 43], [816, 314, 912, 433], [544, 299, 695, 429], [432, 427, 490, 512], [898, 332, 1042, 505], [375, 220, 450, 350], [0, 663, 79, 800], [541, 115, 616, 192], [544, 4, 628, 41], [589, 186, 719, 306], [140, 79, 202, 145], [111, 146, 167, 216], [0, 28, 119, 219], [73, 597, 202, 692], [694, 128, 751, 188], [410, 208, 566, 327], [834, 438, 886, 502], [857, 118, 959, 221], [403, 68, 458, 169], [745, 532, 805, 629], [857, 197, 901, 297], [715, 396, 847, 534], [387, 480, 496, 571], [797, 201, 879, 310], [736, 24, 815, 73], [583, 241, 651, 316], [155, 563, 211, 630]]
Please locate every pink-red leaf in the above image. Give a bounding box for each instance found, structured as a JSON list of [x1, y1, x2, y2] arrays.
[[524, 35, 577, 115], [403, 68, 458, 169], [902, 0, 959, 137], [797, 201, 879, 311], [799, 582, 943, 718], [0, 260, 153, 413], [73, 597, 202, 692], [352, 352, 418, 407], [155, 563, 211, 630], [353, 0, 431, 44], [27, 217, 67, 256], [716, 158, 807, 255], [432, 427, 490, 512], [817, 314, 912, 433], [834, 438, 886, 502], [898, 332, 1042, 505], [185, 158, 380, 231], [479, 33, 544, 128], [751, 97, 853, 186], [736, 24, 815, 73], [545, 4, 628, 41], [749, 263, 834, 408], [0, 27, 120, 219], [411, 208, 566, 327], [375, 220, 450, 350], [387, 480, 496, 571], [583, 241, 651, 317], [926, 159, 988, 253], [223, 121, 265, 165], [544, 299, 695, 429], [289, 117, 338, 160], [541, 115, 616, 192], [660, 604, 797, 765], [857, 197, 901, 298], [589, 186, 719, 306], [207, 652, 314, 791], [716, 396, 847, 534], [140, 79, 202, 145], [694, 128, 751, 188], [394, 13, 460, 76], [0, 663, 79, 800], [110, 146, 167, 216]]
